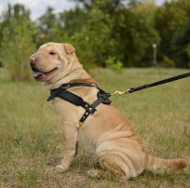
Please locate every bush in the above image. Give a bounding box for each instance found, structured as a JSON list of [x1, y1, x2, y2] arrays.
[[105, 56, 123, 73], [0, 16, 36, 81], [161, 55, 175, 68]]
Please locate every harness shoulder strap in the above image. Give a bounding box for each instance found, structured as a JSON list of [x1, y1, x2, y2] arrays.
[[47, 83, 111, 128], [57, 90, 96, 114]]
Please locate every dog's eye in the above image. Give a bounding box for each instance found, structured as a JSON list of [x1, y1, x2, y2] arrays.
[[49, 51, 56, 55]]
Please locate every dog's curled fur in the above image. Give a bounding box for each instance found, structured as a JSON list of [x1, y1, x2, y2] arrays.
[[29, 42, 187, 181]]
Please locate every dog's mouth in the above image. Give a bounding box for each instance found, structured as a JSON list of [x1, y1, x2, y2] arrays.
[[31, 66, 58, 81]]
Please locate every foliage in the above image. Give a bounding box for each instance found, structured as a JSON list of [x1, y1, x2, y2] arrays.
[[35, 7, 58, 47], [0, 4, 36, 81], [52, 0, 120, 70], [53, 0, 159, 69], [161, 55, 175, 68], [0, 0, 190, 80], [105, 56, 123, 72], [154, 0, 190, 66], [172, 17, 190, 68], [113, 1, 159, 67], [71, 0, 118, 68], [0, 3, 30, 46]]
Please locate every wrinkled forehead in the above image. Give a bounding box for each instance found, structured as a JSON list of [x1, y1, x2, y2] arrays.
[[37, 42, 68, 57], [39, 42, 57, 51]]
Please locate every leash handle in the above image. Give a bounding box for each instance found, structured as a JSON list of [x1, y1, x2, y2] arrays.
[[110, 72, 190, 97]]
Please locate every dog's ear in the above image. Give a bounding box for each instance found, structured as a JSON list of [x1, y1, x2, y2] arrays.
[[63, 44, 75, 54]]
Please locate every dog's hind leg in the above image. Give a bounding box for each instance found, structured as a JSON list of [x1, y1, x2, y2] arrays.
[[87, 154, 130, 182], [87, 161, 127, 182]]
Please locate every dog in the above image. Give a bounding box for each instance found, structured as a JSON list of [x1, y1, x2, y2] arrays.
[[29, 42, 187, 181]]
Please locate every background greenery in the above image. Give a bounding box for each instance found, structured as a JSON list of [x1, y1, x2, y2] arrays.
[[0, 67, 189, 187], [0, 1, 190, 186], [0, 0, 190, 81]]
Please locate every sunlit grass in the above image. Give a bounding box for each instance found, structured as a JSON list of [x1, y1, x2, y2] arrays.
[[0, 67, 189, 187]]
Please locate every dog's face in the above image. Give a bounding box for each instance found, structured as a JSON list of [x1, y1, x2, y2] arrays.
[[29, 42, 75, 82]]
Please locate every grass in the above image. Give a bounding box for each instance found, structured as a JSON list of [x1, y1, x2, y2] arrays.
[[0, 67, 190, 187]]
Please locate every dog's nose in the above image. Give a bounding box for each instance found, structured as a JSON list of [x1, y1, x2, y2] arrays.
[[29, 57, 36, 64]]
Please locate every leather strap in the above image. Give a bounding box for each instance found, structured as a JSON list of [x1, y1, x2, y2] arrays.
[[47, 83, 111, 128]]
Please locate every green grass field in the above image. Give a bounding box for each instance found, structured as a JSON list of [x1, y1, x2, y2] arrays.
[[0, 67, 190, 188]]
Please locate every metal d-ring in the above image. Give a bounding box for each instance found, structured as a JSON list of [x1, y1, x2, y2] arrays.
[[92, 109, 99, 117], [61, 84, 70, 89]]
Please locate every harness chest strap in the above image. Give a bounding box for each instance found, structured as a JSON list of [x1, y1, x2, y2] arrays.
[[47, 83, 112, 128]]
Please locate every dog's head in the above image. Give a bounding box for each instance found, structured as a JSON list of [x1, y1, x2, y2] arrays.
[[29, 42, 76, 83], [29, 42, 97, 89]]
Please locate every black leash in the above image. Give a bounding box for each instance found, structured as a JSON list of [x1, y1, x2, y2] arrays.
[[110, 72, 190, 96]]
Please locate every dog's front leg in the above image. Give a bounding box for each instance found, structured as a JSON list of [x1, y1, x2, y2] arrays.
[[56, 124, 78, 172]]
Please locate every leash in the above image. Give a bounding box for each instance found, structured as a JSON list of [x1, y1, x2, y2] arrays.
[[109, 72, 190, 97], [47, 72, 189, 128]]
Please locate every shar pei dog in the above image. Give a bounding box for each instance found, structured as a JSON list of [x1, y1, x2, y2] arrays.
[[29, 42, 187, 181]]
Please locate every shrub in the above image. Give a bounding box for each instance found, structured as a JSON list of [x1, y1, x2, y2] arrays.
[[0, 16, 36, 81], [105, 56, 123, 73], [161, 55, 175, 68]]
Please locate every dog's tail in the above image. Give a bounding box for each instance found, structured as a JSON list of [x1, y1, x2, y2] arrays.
[[145, 154, 187, 172]]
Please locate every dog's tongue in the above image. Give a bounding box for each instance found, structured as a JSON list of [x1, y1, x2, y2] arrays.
[[32, 70, 44, 77]]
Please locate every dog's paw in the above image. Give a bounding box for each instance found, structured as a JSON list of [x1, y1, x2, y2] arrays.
[[55, 164, 69, 172]]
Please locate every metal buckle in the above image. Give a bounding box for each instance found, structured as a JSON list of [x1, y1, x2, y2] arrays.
[[61, 84, 70, 89]]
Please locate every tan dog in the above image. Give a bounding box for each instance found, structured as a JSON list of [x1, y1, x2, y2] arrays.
[[29, 42, 187, 181]]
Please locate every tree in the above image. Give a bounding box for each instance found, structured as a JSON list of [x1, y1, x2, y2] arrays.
[[0, 4, 36, 81], [57, 6, 88, 36], [172, 17, 190, 68], [35, 7, 58, 47], [57, 0, 159, 68], [0, 3, 31, 55], [54, 0, 121, 70], [154, 0, 190, 66], [113, 0, 159, 67], [51, 6, 88, 44]]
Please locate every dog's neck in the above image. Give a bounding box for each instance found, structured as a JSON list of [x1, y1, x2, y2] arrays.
[[43, 60, 97, 90]]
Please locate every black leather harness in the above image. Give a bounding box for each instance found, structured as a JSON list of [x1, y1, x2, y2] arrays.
[[47, 83, 111, 128]]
